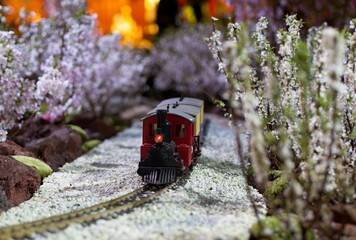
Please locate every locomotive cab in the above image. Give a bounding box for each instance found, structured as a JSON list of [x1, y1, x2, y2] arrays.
[[138, 98, 204, 185]]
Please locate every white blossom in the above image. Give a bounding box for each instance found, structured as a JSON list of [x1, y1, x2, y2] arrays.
[[150, 24, 226, 96], [37, 65, 69, 102], [0, 129, 7, 142], [207, 15, 355, 227], [321, 28, 345, 81], [253, 17, 271, 66], [0, 30, 38, 134], [227, 22, 241, 41]]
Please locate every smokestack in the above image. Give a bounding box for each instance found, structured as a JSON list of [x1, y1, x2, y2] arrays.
[[156, 109, 167, 130], [156, 109, 171, 143]]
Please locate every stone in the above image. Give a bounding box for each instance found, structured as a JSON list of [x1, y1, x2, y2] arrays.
[[120, 105, 153, 123], [69, 118, 117, 140], [82, 139, 102, 152], [16, 124, 83, 171], [68, 125, 89, 141], [0, 140, 36, 157], [0, 156, 41, 211], [0, 186, 11, 213]]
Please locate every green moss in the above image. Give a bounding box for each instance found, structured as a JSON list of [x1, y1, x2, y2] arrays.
[[250, 216, 284, 240], [115, 125, 128, 132], [247, 165, 254, 178], [265, 131, 279, 145], [305, 229, 316, 240], [268, 170, 283, 180], [264, 176, 288, 201], [12, 155, 53, 178], [82, 139, 101, 152], [250, 215, 306, 239], [111, 117, 128, 127], [351, 127, 356, 138], [68, 124, 89, 141]]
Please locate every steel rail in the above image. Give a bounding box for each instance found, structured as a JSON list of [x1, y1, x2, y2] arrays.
[[0, 184, 173, 240]]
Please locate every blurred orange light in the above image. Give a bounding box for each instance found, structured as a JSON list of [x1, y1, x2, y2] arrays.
[[3, 0, 44, 25], [110, 5, 143, 46], [3, 0, 195, 48]]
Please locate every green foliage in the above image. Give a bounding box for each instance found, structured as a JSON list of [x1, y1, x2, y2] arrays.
[[247, 165, 254, 179], [209, 14, 355, 240], [68, 124, 89, 141], [305, 229, 316, 240], [108, 116, 129, 132], [251, 216, 284, 240], [82, 139, 101, 152], [352, 128, 356, 138], [264, 176, 288, 201], [250, 215, 302, 239], [251, 214, 313, 240], [74, 10, 86, 20], [12, 155, 53, 178], [268, 170, 282, 180], [212, 98, 226, 108]]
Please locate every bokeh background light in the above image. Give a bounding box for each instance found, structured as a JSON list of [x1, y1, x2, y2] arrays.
[[2, 0, 231, 48]]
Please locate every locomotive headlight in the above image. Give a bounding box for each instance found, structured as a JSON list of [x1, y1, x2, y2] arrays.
[[154, 134, 164, 144]]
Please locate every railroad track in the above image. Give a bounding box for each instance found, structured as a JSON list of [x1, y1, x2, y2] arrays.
[[0, 118, 208, 240], [0, 183, 176, 240]]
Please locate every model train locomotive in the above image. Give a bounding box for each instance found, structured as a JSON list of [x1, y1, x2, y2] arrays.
[[137, 97, 204, 185]]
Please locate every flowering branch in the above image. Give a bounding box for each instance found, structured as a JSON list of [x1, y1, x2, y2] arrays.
[[207, 15, 355, 238]]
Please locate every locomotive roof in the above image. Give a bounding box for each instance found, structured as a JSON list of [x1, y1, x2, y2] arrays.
[[159, 97, 203, 108], [142, 108, 195, 122], [142, 97, 203, 122]]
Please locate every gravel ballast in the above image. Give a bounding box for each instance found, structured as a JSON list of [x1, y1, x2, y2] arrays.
[[0, 114, 266, 239]]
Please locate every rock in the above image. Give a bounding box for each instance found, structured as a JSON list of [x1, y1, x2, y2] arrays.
[[70, 118, 117, 140], [82, 139, 102, 152], [0, 140, 36, 157], [120, 105, 153, 123], [0, 186, 11, 213], [17, 124, 82, 171], [0, 156, 41, 211], [68, 125, 89, 141]]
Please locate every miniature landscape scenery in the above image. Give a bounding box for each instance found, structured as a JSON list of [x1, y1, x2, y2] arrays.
[[0, 0, 355, 239]]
